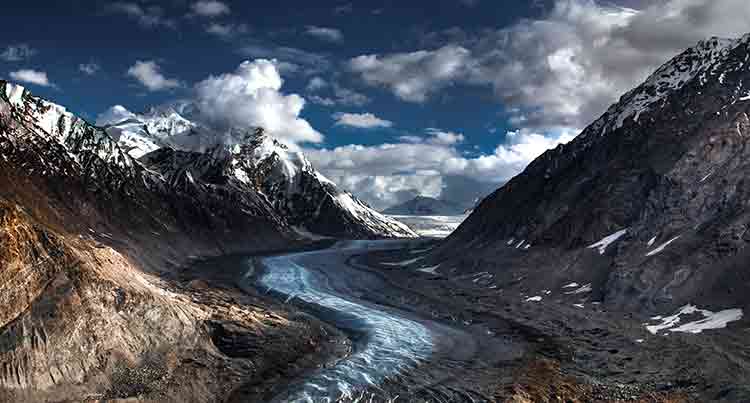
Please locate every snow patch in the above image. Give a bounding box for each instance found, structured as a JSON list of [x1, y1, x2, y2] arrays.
[[645, 235, 681, 257], [418, 264, 440, 275], [525, 296, 542, 302], [645, 304, 743, 335], [565, 283, 592, 295], [588, 229, 628, 255]]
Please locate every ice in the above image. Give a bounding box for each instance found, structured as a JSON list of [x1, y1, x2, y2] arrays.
[[645, 235, 681, 257], [573, 304, 585, 309], [525, 296, 542, 302], [647, 236, 657, 247], [258, 245, 433, 402], [563, 282, 579, 289], [588, 229, 628, 255]]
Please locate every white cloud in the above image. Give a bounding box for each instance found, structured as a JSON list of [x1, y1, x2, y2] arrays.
[[306, 128, 574, 209], [333, 112, 393, 129], [308, 95, 336, 106], [425, 128, 465, 145], [305, 26, 344, 43], [1, 44, 37, 62], [127, 60, 182, 91], [9, 69, 54, 87], [350, 0, 750, 129], [79, 62, 100, 75], [306, 77, 328, 92], [306, 79, 370, 107], [349, 45, 471, 102], [109, 2, 175, 29], [191, 0, 231, 17], [334, 3, 353, 14], [205, 22, 248, 38], [239, 43, 330, 75], [194, 59, 323, 146], [96, 105, 136, 126], [331, 84, 370, 106]]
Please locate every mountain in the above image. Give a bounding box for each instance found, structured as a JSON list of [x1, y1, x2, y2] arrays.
[[433, 35, 750, 314], [0, 80, 415, 401], [383, 196, 465, 216], [105, 109, 417, 239], [0, 81, 319, 401]]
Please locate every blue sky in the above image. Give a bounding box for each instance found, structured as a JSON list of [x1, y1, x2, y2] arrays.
[[2, 0, 747, 208]]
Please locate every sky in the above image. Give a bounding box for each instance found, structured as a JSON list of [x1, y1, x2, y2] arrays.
[[2, 0, 749, 209]]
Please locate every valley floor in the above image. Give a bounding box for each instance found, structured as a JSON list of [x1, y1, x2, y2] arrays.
[[173, 239, 745, 402], [9, 238, 748, 402]]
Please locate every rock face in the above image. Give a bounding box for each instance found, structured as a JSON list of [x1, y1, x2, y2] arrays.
[[383, 196, 465, 216], [105, 109, 417, 239], [437, 35, 750, 313], [0, 81, 340, 402]]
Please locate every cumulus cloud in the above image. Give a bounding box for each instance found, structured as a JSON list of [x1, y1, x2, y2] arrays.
[[333, 112, 393, 129], [306, 128, 574, 209], [348, 45, 471, 102], [108, 2, 176, 29], [79, 62, 100, 75], [194, 59, 323, 146], [95, 105, 136, 126], [305, 26, 344, 43], [9, 69, 54, 87], [1, 44, 37, 62], [350, 0, 750, 129], [127, 60, 182, 91], [191, 0, 230, 17]]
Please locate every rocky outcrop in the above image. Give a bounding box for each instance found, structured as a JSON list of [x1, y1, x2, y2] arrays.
[[436, 35, 750, 313]]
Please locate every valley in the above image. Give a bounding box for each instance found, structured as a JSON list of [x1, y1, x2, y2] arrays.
[[3, 5, 750, 401]]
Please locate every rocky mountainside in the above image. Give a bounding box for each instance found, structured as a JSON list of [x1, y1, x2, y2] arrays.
[[0, 80, 319, 401], [383, 196, 465, 216], [435, 35, 750, 316], [104, 109, 417, 239]]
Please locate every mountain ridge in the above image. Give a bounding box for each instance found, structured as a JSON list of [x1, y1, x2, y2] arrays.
[[383, 196, 465, 216], [432, 33, 750, 314]]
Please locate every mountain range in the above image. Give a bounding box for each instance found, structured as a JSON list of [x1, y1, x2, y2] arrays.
[[0, 80, 414, 401], [383, 195, 466, 216]]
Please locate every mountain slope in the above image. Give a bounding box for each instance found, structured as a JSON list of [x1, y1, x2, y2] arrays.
[[0, 82, 339, 401], [435, 35, 750, 314], [106, 110, 417, 239], [383, 196, 465, 216]]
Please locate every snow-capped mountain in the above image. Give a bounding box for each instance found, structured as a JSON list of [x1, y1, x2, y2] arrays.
[[105, 109, 417, 239], [383, 196, 465, 216], [434, 34, 750, 313], [0, 81, 289, 245]]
